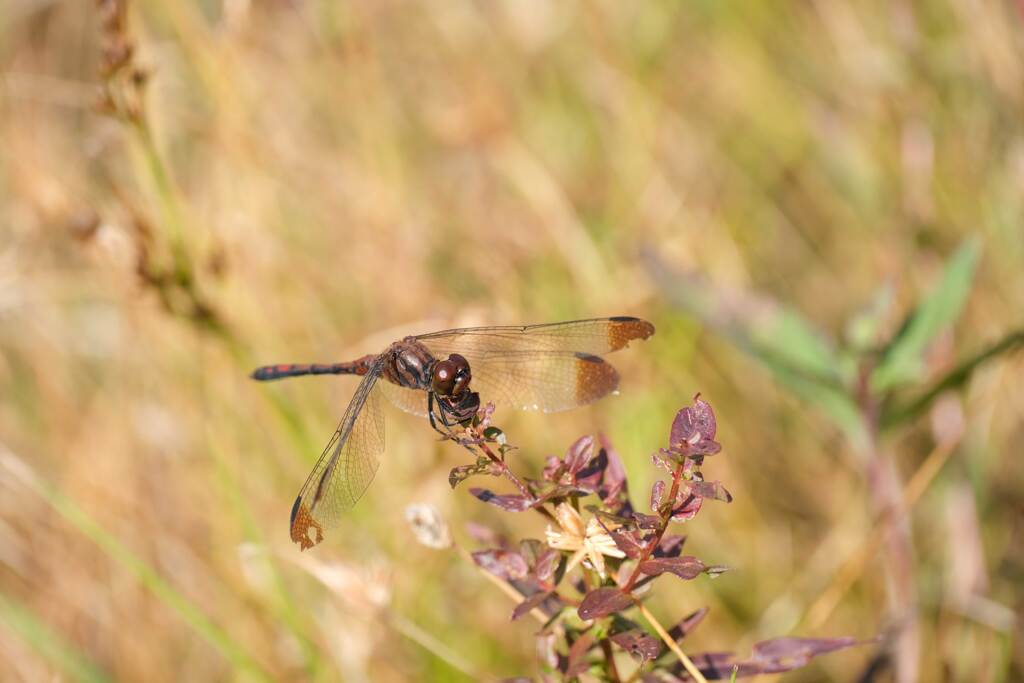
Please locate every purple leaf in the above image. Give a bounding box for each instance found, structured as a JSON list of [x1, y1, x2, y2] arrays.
[[472, 549, 529, 580], [610, 629, 662, 663], [591, 508, 636, 527], [534, 484, 589, 506], [511, 591, 553, 621], [449, 458, 499, 488], [667, 607, 709, 642], [664, 637, 869, 680], [615, 561, 636, 588], [578, 587, 633, 620], [650, 479, 665, 510], [631, 513, 662, 529], [542, 455, 564, 482], [464, 521, 502, 546], [574, 448, 608, 491], [750, 637, 861, 672], [469, 488, 535, 512], [670, 492, 703, 521], [652, 450, 676, 473], [534, 548, 561, 584], [609, 529, 648, 559], [672, 394, 717, 442], [685, 651, 758, 679], [598, 434, 629, 507], [518, 538, 544, 566], [564, 435, 595, 476], [687, 480, 732, 503], [669, 395, 721, 457], [565, 632, 596, 677], [638, 556, 707, 580], [654, 534, 687, 558]]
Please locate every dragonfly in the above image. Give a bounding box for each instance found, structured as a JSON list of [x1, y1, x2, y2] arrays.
[[252, 316, 655, 550]]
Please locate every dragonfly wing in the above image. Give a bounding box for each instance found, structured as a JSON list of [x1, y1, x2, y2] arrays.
[[414, 317, 654, 357], [424, 347, 621, 413], [290, 360, 386, 550], [378, 381, 429, 417], [416, 318, 652, 413]]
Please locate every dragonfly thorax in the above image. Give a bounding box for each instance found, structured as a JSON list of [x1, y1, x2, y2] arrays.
[[385, 338, 436, 390], [385, 339, 474, 400]]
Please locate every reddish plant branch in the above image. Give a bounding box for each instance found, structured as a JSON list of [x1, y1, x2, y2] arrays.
[[855, 364, 919, 683], [477, 440, 533, 498], [620, 461, 687, 593], [472, 439, 556, 524]]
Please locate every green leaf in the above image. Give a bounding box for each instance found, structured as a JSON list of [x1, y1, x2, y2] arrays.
[[645, 257, 866, 443], [844, 283, 895, 351], [871, 239, 980, 393], [646, 259, 842, 384], [758, 360, 867, 450], [881, 329, 1024, 430], [749, 307, 840, 382]]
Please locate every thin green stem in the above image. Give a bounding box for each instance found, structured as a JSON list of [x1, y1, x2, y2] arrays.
[[882, 330, 1024, 429]]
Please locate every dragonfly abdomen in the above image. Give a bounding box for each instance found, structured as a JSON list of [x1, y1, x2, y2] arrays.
[[251, 355, 376, 381]]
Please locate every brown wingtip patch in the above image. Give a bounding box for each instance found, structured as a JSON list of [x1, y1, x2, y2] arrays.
[[290, 498, 324, 551], [607, 317, 655, 350], [574, 353, 620, 405]]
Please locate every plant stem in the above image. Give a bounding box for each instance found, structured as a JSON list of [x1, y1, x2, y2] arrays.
[[881, 329, 1024, 429], [131, 119, 192, 278], [803, 436, 958, 629], [455, 546, 554, 625], [599, 638, 622, 683], [856, 364, 919, 683], [477, 440, 532, 498], [621, 461, 686, 593], [636, 603, 708, 683], [613, 460, 709, 682], [474, 439, 557, 524]]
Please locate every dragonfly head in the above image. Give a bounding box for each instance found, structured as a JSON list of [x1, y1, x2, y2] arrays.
[[432, 353, 472, 397]]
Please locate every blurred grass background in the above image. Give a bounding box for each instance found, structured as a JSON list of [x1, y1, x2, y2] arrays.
[[1, 1, 1022, 681]]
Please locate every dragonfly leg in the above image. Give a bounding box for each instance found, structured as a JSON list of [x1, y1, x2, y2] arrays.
[[434, 394, 484, 453], [427, 392, 454, 440], [438, 402, 455, 428]]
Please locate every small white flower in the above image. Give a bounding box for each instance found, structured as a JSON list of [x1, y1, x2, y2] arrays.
[[544, 503, 625, 578]]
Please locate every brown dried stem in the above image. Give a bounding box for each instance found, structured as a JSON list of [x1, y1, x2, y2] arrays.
[[636, 602, 708, 683], [599, 637, 622, 683]]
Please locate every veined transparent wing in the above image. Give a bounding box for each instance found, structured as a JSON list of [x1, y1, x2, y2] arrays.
[[416, 317, 653, 413], [378, 381, 429, 417], [414, 317, 654, 357], [289, 359, 386, 550]]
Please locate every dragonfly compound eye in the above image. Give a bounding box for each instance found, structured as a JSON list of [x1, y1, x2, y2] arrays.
[[448, 354, 472, 395], [431, 359, 458, 396]]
